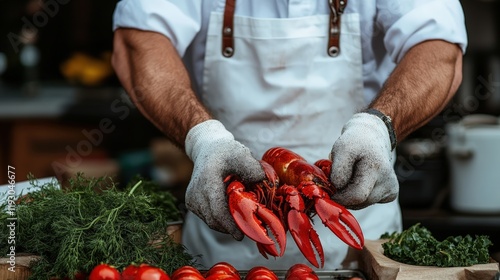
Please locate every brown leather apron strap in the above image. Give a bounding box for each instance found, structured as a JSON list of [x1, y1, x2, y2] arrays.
[[222, 0, 236, 57], [223, 0, 346, 58], [328, 0, 347, 57]]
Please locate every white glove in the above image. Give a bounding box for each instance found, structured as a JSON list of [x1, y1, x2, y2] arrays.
[[185, 120, 265, 240], [329, 113, 399, 209]]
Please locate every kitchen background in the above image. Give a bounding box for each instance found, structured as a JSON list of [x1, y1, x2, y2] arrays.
[[0, 0, 499, 262]]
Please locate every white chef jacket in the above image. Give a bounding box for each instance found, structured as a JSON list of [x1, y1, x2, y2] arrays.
[[113, 0, 468, 104]]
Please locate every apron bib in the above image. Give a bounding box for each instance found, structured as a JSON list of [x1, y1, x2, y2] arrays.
[[182, 0, 402, 269]]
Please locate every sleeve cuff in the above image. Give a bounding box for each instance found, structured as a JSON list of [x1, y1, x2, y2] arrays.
[[112, 0, 201, 57], [185, 120, 234, 161], [384, 0, 468, 63]]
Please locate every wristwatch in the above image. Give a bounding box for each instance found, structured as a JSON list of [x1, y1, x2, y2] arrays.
[[363, 108, 397, 151]]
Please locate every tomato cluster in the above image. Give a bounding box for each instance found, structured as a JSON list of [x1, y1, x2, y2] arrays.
[[88, 263, 170, 280], [171, 262, 316, 280], [86, 262, 240, 280], [82, 261, 326, 280], [173, 262, 240, 280]]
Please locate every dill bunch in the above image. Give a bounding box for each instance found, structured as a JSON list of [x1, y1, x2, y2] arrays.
[[0, 175, 195, 279]]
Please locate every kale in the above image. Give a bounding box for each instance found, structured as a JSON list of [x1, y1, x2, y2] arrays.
[[381, 223, 493, 267]]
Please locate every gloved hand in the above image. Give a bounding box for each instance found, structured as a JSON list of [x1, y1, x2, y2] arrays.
[[185, 120, 265, 240], [329, 112, 398, 209]]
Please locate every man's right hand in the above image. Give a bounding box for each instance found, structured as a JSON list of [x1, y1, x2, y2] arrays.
[[185, 120, 265, 240]]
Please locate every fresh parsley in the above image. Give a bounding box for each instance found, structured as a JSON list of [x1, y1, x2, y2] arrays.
[[381, 223, 493, 267]]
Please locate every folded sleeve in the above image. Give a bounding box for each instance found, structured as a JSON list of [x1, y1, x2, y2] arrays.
[[377, 0, 468, 63], [113, 0, 202, 57]]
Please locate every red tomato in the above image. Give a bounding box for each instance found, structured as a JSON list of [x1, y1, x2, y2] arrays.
[[136, 266, 171, 280], [171, 273, 205, 280], [205, 262, 240, 279], [285, 274, 319, 280], [245, 266, 278, 280], [121, 264, 140, 280], [205, 275, 239, 280], [285, 264, 318, 280], [171, 266, 204, 280], [285, 263, 312, 278], [171, 265, 203, 279], [88, 264, 121, 280]]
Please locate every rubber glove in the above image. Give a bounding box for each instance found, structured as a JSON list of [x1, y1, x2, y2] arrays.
[[329, 112, 399, 209], [185, 120, 265, 240]]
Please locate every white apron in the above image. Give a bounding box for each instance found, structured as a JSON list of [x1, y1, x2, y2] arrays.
[[182, 0, 402, 270]]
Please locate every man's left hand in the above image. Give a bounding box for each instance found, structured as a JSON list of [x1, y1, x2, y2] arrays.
[[329, 113, 399, 209]]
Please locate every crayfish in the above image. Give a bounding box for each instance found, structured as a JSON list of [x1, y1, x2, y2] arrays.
[[225, 147, 364, 268]]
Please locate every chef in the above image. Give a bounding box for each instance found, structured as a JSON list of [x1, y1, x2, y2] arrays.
[[111, 0, 467, 269]]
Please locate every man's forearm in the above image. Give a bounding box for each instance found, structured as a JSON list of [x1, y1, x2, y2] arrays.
[[112, 28, 212, 148], [370, 40, 463, 141]]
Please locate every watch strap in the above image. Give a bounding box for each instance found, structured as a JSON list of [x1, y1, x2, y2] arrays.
[[363, 108, 397, 151]]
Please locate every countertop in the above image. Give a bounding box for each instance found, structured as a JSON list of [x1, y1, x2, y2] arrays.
[[0, 82, 127, 119]]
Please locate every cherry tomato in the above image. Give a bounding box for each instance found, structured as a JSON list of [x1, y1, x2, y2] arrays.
[[205, 275, 239, 280], [285, 263, 312, 278], [88, 264, 121, 280], [285, 264, 318, 280], [121, 264, 140, 280], [136, 265, 171, 280], [171, 272, 205, 280], [171, 266, 204, 280], [205, 262, 240, 279], [245, 266, 278, 280]]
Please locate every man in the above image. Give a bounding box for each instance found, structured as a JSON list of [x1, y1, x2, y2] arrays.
[[111, 0, 467, 269]]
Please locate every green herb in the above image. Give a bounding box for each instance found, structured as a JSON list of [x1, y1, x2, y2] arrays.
[[0, 175, 196, 279], [380, 223, 493, 267], [125, 176, 182, 222]]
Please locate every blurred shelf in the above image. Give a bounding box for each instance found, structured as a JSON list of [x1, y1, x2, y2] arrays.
[[403, 208, 500, 229], [0, 83, 125, 119]]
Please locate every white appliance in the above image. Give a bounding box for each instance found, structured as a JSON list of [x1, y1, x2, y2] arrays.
[[447, 115, 500, 214]]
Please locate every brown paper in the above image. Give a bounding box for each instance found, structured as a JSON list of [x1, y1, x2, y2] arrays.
[[360, 239, 500, 280]]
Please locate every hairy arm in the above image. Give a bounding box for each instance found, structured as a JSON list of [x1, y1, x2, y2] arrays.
[[112, 28, 212, 148], [370, 40, 463, 141]]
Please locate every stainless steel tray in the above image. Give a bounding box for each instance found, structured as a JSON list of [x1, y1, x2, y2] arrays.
[[238, 269, 367, 279]]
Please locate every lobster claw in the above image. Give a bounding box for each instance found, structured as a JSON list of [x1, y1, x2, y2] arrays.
[[316, 198, 364, 250], [281, 185, 325, 268], [227, 180, 286, 257], [313, 160, 365, 249], [300, 183, 364, 250]]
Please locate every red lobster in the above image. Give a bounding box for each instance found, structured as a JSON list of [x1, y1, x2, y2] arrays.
[[226, 147, 364, 268]]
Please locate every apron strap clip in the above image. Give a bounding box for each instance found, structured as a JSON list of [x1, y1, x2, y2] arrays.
[[222, 0, 236, 57], [328, 0, 347, 57]]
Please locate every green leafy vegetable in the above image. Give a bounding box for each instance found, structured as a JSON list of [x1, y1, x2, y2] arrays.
[[0, 175, 196, 279], [380, 223, 493, 267], [126, 175, 182, 222]]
